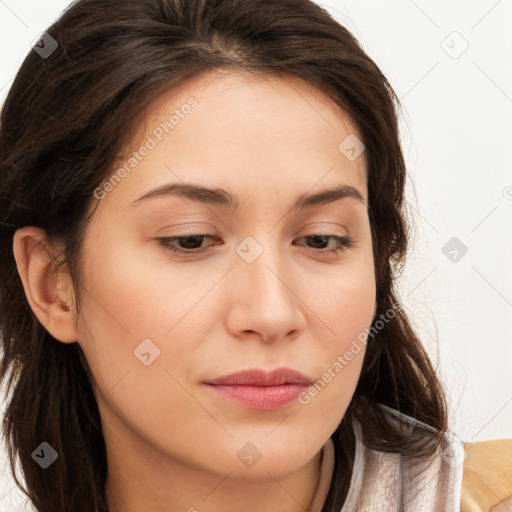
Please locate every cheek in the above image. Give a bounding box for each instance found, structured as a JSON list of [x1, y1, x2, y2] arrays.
[[75, 236, 222, 400], [74, 249, 202, 446], [299, 257, 375, 406], [78, 237, 176, 337], [75, 238, 165, 391], [311, 255, 376, 344]]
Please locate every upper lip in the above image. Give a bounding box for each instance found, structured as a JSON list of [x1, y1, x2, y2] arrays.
[[204, 368, 315, 386]]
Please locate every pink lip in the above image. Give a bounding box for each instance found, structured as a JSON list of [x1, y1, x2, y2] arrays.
[[203, 368, 314, 410]]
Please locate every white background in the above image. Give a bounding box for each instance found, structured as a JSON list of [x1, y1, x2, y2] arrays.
[[1, 0, 511, 510]]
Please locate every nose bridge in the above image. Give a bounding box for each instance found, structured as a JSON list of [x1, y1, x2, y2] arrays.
[[237, 233, 290, 299], [228, 232, 305, 340]]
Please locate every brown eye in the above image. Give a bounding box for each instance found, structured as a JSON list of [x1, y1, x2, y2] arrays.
[[293, 234, 354, 254], [157, 234, 219, 255]]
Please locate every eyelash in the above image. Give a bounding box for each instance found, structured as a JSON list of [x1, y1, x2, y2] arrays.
[[156, 233, 355, 256]]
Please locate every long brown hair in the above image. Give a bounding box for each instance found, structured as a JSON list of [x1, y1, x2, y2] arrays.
[[0, 0, 447, 510]]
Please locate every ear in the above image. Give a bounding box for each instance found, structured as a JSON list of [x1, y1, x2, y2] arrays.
[[12, 226, 80, 343]]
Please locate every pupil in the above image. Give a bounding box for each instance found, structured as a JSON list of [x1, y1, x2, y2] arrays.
[[309, 235, 327, 248], [181, 235, 203, 249]]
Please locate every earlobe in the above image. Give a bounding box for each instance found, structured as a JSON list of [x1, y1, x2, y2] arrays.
[[12, 226, 80, 344]]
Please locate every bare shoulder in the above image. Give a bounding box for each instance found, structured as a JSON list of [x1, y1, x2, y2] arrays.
[[461, 438, 512, 511]]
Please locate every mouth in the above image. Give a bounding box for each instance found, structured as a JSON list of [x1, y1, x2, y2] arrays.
[[202, 368, 315, 410]]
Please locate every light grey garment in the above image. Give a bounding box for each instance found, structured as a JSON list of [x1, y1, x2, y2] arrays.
[[312, 404, 465, 512]]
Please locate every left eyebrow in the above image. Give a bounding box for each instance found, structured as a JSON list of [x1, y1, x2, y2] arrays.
[[130, 182, 367, 209]]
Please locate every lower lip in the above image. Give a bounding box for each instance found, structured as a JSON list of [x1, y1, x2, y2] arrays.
[[204, 384, 308, 410]]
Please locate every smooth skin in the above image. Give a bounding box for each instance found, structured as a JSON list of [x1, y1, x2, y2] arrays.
[[13, 70, 376, 512]]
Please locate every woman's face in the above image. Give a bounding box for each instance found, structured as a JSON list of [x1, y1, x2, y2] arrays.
[[75, 70, 375, 482]]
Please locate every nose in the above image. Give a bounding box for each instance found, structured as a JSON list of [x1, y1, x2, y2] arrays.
[[224, 238, 307, 343]]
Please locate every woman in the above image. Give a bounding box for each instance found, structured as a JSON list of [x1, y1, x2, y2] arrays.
[[0, 0, 509, 511]]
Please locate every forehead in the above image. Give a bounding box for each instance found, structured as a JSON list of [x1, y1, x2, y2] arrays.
[[100, 69, 368, 211], [135, 69, 363, 148]]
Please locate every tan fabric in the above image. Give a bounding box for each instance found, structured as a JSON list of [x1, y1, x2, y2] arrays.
[[461, 439, 512, 512]]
